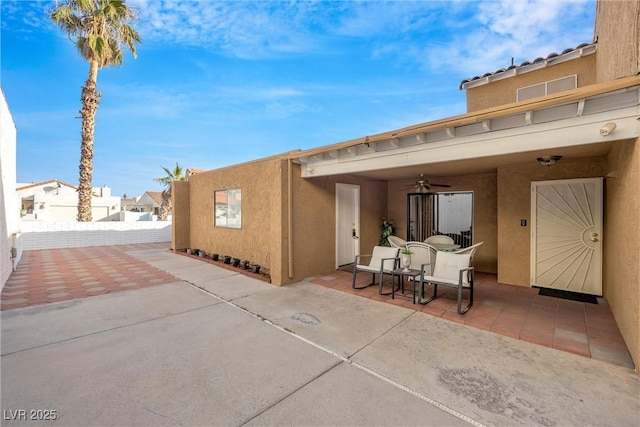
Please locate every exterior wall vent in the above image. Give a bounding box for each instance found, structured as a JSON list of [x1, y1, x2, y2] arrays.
[[517, 75, 577, 101]]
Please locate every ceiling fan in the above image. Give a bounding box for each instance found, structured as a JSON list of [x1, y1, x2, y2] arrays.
[[406, 174, 451, 193]]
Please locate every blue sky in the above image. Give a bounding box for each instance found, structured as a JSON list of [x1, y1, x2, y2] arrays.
[[1, 0, 595, 197]]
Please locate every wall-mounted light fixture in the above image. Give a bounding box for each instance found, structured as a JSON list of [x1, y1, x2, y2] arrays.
[[537, 155, 562, 166], [600, 122, 617, 137]]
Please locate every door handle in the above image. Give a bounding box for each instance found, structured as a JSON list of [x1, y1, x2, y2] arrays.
[[352, 228, 359, 239], [590, 232, 599, 242]]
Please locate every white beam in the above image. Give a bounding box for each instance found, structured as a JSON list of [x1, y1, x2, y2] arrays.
[[299, 107, 638, 178], [577, 99, 585, 116], [525, 111, 533, 125]]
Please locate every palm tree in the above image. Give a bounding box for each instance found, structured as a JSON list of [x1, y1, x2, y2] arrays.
[[154, 163, 185, 220], [49, 0, 141, 222]]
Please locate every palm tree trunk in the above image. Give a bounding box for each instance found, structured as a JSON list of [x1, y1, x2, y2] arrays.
[[159, 190, 171, 221], [77, 60, 101, 222]]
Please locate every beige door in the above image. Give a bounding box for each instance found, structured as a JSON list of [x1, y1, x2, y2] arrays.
[[531, 178, 603, 295], [336, 183, 360, 268]]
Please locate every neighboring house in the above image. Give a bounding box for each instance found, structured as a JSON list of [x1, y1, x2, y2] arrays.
[[173, 1, 640, 369], [1, 87, 20, 287], [17, 180, 122, 222], [119, 191, 166, 222], [122, 191, 163, 215]]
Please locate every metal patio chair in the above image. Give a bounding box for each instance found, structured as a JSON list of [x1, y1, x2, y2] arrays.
[[352, 246, 399, 291], [418, 251, 474, 314]]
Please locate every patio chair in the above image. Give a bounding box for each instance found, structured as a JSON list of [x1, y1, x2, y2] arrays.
[[452, 241, 484, 262], [387, 235, 407, 249], [418, 251, 474, 314], [352, 246, 399, 290], [424, 235, 455, 244], [398, 241, 438, 300], [405, 242, 438, 275]]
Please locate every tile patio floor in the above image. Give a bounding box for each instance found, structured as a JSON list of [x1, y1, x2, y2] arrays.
[[0, 243, 179, 311], [309, 269, 635, 369]]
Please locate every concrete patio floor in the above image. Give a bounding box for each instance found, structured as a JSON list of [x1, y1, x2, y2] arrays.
[[2, 244, 639, 426]]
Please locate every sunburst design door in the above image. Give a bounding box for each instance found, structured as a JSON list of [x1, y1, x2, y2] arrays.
[[531, 178, 603, 295]]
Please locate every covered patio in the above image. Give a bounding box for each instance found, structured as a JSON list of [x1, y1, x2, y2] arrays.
[[309, 269, 634, 369]]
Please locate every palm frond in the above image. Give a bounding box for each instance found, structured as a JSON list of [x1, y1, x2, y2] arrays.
[[49, 0, 141, 68]]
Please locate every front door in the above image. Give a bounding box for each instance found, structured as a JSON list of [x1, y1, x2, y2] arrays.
[[531, 178, 603, 295], [336, 183, 360, 268]]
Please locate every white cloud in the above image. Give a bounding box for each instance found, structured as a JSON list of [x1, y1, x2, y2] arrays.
[[0, 1, 53, 31], [128, 0, 325, 58], [423, 0, 595, 77]]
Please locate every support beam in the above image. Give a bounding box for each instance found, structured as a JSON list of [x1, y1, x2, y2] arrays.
[[577, 99, 585, 117]]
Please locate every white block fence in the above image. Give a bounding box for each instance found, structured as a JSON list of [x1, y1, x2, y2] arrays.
[[18, 221, 172, 250]]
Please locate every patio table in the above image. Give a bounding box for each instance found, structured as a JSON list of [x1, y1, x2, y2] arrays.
[[390, 268, 422, 304]]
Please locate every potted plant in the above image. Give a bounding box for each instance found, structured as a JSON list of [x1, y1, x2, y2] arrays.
[[400, 247, 412, 272], [379, 218, 394, 247]]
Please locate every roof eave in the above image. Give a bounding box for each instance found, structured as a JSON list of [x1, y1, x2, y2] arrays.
[[289, 75, 640, 162], [460, 43, 597, 90]]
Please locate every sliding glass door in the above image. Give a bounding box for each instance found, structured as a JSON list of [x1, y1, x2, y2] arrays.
[[407, 192, 473, 247]]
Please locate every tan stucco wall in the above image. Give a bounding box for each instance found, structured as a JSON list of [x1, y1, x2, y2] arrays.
[[594, 0, 640, 82], [387, 173, 498, 274], [184, 158, 287, 284], [290, 170, 387, 284], [496, 156, 607, 287], [604, 138, 639, 370], [171, 180, 190, 251], [176, 159, 388, 286], [466, 55, 597, 112]]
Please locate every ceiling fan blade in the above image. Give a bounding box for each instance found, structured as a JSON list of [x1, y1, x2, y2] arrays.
[[430, 183, 451, 188]]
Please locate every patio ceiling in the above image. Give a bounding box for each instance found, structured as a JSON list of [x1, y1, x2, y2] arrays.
[[291, 77, 640, 182], [349, 142, 616, 181]]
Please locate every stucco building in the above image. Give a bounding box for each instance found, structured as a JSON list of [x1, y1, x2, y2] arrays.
[[17, 180, 122, 222], [1, 88, 20, 286], [172, 1, 640, 369]]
